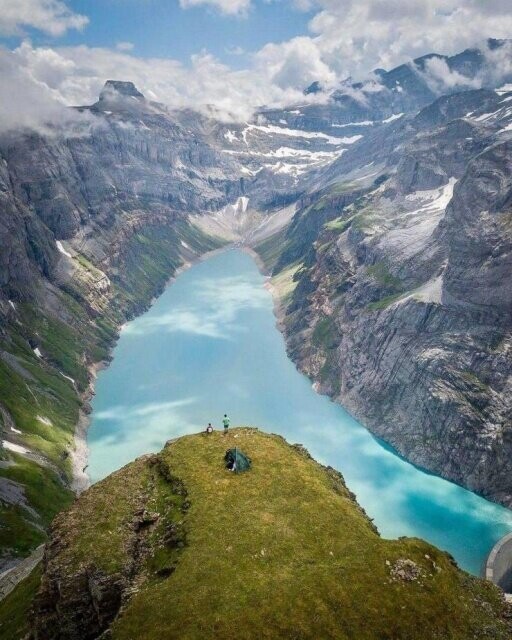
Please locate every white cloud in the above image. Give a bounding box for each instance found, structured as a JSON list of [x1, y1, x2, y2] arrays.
[[484, 39, 512, 87], [179, 0, 251, 16], [419, 56, 481, 93], [1, 2, 512, 130], [255, 36, 336, 90], [0, 0, 88, 37], [7, 40, 318, 123], [250, 1, 512, 104], [116, 41, 134, 52], [123, 275, 269, 339], [225, 45, 246, 56], [305, 0, 512, 81], [245, 1, 512, 94], [0, 46, 93, 135]]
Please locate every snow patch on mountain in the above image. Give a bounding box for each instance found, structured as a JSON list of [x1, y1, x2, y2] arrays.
[[56, 240, 73, 258], [2, 441, 29, 455], [375, 179, 458, 261], [382, 113, 404, 123], [224, 130, 238, 143], [332, 121, 374, 128], [243, 123, 352, 145]]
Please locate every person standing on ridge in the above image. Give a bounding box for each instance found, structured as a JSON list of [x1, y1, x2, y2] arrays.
[[222, 414, 230, 434]]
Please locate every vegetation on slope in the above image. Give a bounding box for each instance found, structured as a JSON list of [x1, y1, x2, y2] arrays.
[[27, 429, 512, 640], [0, 565, 42, 640], [0, 221, 223, 566], [253, 227, 290, 273]]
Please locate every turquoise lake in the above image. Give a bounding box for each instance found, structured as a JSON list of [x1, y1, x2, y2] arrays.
[[87, 249, 512, 575]]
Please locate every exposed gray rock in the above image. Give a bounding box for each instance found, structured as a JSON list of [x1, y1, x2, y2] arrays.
[[441, 140, 512, 313], [100, 80, 145, 101], [276, 90, 512, 506], [0, 544, 44, 601], [390, 558, 423, 582]]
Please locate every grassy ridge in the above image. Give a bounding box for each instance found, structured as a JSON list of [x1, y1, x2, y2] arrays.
[[33, 429, 510, 639]]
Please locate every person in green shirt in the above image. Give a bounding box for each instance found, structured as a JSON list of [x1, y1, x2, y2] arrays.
[[222, 414, 230, 434]]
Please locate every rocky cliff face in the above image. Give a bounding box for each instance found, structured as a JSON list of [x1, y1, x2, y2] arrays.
[[30, 453, 188, 640], [0, 82, 240, 571], [267, 87, 512, 506]]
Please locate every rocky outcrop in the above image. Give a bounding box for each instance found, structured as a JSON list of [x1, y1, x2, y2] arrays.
[[100, 80, 145, 101], [0, 545, 44, 601], [31, 563, 127, 640], [30, 454, 188, 640], [273, 91, 512, 506]]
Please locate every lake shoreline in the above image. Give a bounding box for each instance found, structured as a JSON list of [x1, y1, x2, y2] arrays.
[[79, 248, 512, 577], [242, 246, 287, 331], [70, 244, 233, 492]]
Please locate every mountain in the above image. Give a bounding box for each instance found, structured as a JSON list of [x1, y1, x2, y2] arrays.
[[261, 39, 512, 134], [0, 82, 234, 572], [1, 40, 512, 580], [4, 429, 511, 639], [303, 80, 323, 95], [259, 82, 512, 508]]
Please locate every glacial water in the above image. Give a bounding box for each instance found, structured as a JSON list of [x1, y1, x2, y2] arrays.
[[87, 249, 512, 575]]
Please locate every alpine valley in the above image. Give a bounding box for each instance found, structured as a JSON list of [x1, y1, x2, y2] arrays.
[[2, 36, 512, 638]]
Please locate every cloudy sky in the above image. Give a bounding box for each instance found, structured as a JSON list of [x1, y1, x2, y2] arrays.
[[0, 0, 511, 123]]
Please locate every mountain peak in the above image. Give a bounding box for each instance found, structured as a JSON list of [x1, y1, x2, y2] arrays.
[[304, 80, 323, 95], [99, 80, 145, 101]]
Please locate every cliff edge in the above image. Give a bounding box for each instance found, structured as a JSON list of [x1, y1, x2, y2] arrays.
[[5, 428, 510, 639]]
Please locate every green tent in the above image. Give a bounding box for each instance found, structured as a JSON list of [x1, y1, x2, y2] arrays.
[[224, 448, 251, 473]]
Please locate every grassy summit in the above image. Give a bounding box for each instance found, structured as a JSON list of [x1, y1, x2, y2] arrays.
[[25, 429, 512, 639]]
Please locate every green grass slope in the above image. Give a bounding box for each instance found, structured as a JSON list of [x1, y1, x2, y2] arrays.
[[0, 566, 42, 640], [27, 429, 511, 640], [0, 221, 223, 565]]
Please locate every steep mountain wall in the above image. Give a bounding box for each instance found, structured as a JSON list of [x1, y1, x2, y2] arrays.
[[0, 86, 241, 571], [264, 94, 512, 506]]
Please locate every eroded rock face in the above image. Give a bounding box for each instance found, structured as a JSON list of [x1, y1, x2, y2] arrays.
[[32, 562, 127, 640], [441, 140, 512, 313], [276, 87, 512, 507], [30, 455, 188, 640], [0, 84, 245, 303], [0, 154, 58, 296], [30, 507, 133, 640]]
